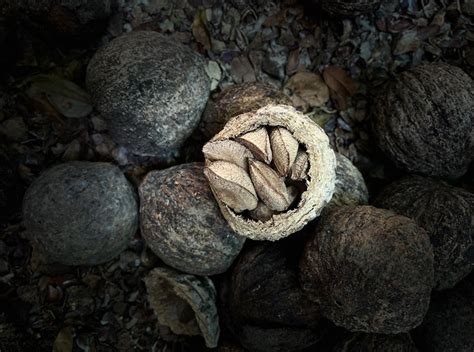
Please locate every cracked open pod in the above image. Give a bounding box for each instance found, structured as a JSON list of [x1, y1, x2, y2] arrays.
[[203, 104, 336, 241]]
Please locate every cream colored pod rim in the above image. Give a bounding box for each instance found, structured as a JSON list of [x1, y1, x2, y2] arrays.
[[204, 104, 337, 241]]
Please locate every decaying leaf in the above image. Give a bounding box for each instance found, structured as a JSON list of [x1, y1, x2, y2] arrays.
[[285, 71, 330, 109], [25, 74, 92, 118], [53, 327, 73, 352], [323, 67, 357, 111], [192, 9, 211, 50]]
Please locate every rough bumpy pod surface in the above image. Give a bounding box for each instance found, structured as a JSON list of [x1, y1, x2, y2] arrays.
[[22, 161, 138, 265], [221, 241, 324, 352], [199, 82, 291, 140], [333, 333, 418, 352], [207, 104, 336, 241], [413, 279, 474, 352], [299, 206, 434, 334], [139, 163, 245, 275], [329, 153, 369, 209], [374, 175, 474, 290], [320, 0, 381, 15], [86, 31, 210, 157], [371, 63, 474, 179], [144, 267, 220, 348]]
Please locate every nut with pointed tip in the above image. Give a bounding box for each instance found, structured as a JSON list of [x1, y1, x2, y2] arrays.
[[249, 160, 290, 212], [249, 202, 274, 222], [203, 140, 253, 171], [236, 127, 272, 164], [270, 127, 299, 176], [290, 149, 309, 181], [204, 161, 258, 213]]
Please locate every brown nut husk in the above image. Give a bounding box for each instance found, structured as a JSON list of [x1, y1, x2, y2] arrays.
[[199, 82, 292, 140], [300, 206, 434, 334], [139, 163, 245, 275], [144, 267, 220, 348], [320, 0, 381, 15], [333, 333, 418, 352], [204, 104, 336, 241], [220, 241, 325, 352], [413, 278, 474, 352], [374, 175, 474, 290], [371, 63, 474, 179], [329, 153, 369, 209]]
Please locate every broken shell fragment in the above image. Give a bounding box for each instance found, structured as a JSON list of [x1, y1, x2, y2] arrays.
[[144, 267, 220, 348], [249, 159, 290, 212], [204, 161, 258, 213], [236, 127, 272, 164], [203, 140, 253, 171], [270, 127, 299, 176]]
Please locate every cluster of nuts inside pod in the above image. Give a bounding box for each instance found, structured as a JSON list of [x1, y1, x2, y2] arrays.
[[202, 104, 336, 241]]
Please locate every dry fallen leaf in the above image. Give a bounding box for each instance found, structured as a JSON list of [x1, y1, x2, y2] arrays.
[[192, 9, 211, 50], [285, 71, 330, 110], [53, 327, 73, 352], [323, 66, 357, 111]]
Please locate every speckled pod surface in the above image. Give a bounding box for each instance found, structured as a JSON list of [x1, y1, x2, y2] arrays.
[[139, 163, 245, 275], [22, 161, 138, 265], [86, 30, 210, 157], [206, 104, 336, 241], [371, 62, 474, 179]]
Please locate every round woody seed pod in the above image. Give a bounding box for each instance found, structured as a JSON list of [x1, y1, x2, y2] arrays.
[[374, 175, 474, 290], [22, 161, 138, 265], [86, 31, 210, 157], [413, 279, 474, 352], [329, 153, 369, 209], [299, 206, 434, 334], [144, 267, 220, 348], [320, 0, 381, 15], [221, 241, 325, 352], [199, 82, 292, 140], [139, 163, 245, 276], [333, 333, 418, 352], [371, 63, 474, 179], [204, 104, 336, 241]]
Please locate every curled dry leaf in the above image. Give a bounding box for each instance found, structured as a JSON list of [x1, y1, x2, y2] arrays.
[[270, 127, 299, 176], [203, 140, 253, 171], [249, 159, 290, 212], [204, 161, 258, 213], [290, 149, 309, 181], [236, 127, 272, 164], [285, 71, 330, 109], [192, 9, 211, 50], [323, 66, 357, 111]]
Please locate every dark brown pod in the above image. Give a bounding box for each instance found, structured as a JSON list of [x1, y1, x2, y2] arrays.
[[374, 175, 474, 290], [333, 333, 418, 352], [371, 63, 474, 179], [139, 163, 245, 276], [198, 82, 291, 140], [413, 279, 474, 352], [221, 241, 324, 352], [320, 0, 381, 15], [299, 206, 434, 334]]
